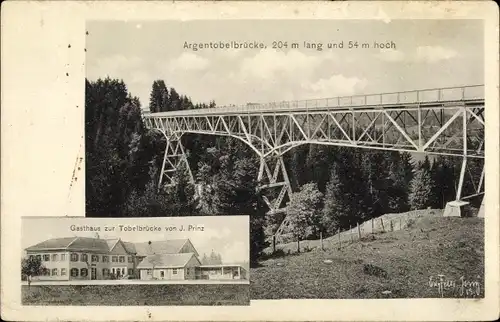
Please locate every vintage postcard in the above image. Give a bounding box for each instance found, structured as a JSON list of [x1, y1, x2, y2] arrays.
[[21, 216, 250, 305], [1, 1, 499, 321]]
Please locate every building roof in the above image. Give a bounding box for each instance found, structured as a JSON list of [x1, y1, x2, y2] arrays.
[[134, 239, 191, 256], [25, 237, 195, 256], [136, 253, 199, 269], [66, 237, 110, 252], [122, 241, 137, 254], [105, 239, 119, 250], [25, 237, 110, 253], [25, 237, 77, 251]]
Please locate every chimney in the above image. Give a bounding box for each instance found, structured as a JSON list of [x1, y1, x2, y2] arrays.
[[148, 241, 154, 254]]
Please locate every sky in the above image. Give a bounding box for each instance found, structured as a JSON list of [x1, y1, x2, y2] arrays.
[[22, 216, 249, 263], [86, 19, 483, 109]]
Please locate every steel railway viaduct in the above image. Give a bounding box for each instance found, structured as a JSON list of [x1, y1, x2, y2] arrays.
[[143, 85, 485, 238]]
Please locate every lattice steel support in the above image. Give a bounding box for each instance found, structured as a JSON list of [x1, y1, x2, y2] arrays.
[[158, 136, 194, 190], [255, 151, 295, 239], [444, 155, 485, 217], [456, 156, 485, 201]]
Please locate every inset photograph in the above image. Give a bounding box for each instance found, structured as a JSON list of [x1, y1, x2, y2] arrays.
[[21, 216, 249, 306]]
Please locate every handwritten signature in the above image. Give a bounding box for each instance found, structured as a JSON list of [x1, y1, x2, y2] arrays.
[[428, 275, 482, 298]]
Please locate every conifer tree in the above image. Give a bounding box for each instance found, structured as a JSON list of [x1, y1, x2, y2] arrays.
[[321, 165, 345, 234], [387, 160, 408, 212], [409, 168, 434, 210], [169, 88, 181, 111], [149, 80, 169, 113]]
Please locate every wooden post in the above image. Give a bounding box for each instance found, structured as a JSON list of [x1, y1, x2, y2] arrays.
[[350, 225, 353, 242], [371, 218, 374, 234], [272, 235, 276, 253], [380, 218, 385, 232], [390, 220, 393, 232], [338, 228, 341, 250], [357, 222, 361, 240], [320, 231, 324, 251]]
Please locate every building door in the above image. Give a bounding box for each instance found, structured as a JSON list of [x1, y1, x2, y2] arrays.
[[91, 268, 97, 280]]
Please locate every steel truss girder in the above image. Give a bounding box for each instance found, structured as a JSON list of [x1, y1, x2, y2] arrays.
[[144, 103, 484, 159], [144, 98, 485, 237]]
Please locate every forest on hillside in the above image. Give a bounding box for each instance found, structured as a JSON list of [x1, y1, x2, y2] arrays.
[[85, 77, 483, 265]]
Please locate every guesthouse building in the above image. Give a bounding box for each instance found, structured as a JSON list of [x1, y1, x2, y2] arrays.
[[24, 237, 247, 281]]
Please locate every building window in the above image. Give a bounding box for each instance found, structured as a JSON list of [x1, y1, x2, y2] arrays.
[[81, 268, 88, 277], [172, 269, 178, 275], [29, 255, 34, 260], [80, 254, 88, 262], [160, 271, 165, 277], [70, 253, 78, 262], [128, 256, 133, 263], [51, 268, 58, 276], [119, 256, 125, 263], [43, 268, 50, 276], [36, 255, 41, 261], [60, 253, 66, 261], [128, 268, 134, 275], [61, 268, 67, 276], [102, 256, 109, 262], [91, 255, 99, 262], [147, 269, 152, 275], [52, 254, 58, 261], [103, 268, 109, 277], [43, 254, 50, 261], [112, 256, 118, 263], [70, 268, 78, 277]]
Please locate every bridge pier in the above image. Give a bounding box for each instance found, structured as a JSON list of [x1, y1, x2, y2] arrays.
[[158, 136, 194, 189], [443, 200, 470, 217], [256, 153, 293, 239], [477, 198, 485, 218], [257, 155, 292, 212], [443, 155, 484, 218]]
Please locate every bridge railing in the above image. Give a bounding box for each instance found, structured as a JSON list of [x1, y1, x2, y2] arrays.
[[145, 85, 484, 117]]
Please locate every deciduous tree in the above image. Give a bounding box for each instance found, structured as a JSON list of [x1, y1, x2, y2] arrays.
[[286, 183, 324, 252]]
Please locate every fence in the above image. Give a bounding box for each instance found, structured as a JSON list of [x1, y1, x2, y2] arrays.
[[327, 209, 442, 251], [269, 208, 443, 254]]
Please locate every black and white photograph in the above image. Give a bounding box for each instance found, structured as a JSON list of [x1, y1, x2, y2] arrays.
[[21, 216, 250, 306], [2, 1, 498, 321], [85, 19, 485, 300]]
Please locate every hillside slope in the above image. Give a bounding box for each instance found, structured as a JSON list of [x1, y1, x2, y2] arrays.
[[264, 209, 443, 255], [251, 216, 484, 299]]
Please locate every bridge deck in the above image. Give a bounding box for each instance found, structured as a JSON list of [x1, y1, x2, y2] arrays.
[[144, 85, 484, 118], [147, 99, 485, 117]]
